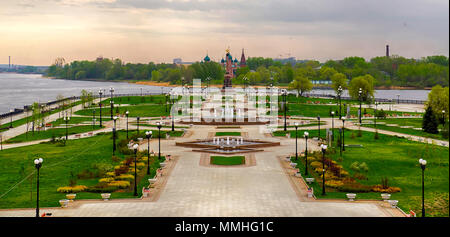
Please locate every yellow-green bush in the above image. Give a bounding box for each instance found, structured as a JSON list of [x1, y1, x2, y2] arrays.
[[325, 180, 344, 188], [57, 185, 87, 193], [105, 172, 115, 177], [108, 180, 130, 189], [115, 174, 135, 181], [99, 177, 115, 183], [310, 161, 322, 169]]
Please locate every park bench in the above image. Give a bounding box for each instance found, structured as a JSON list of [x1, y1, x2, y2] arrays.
[[305, 178, 315, 184], [345, 144, 363, 148], [346, 193, 356, 201]]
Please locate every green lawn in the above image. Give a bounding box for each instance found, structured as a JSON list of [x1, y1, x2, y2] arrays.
[[292, 129, 449, 217], [273, 129, 329, 140], [215, 132, 241, 136], [129, 123, 189, 129], [75, 104, 171, 117], [281, 103, 422, 118], [51, 116, 111, 126], [362, 124, 448, 141], [5, 125, 105, 143], [210, 156, 245, 165], [0, 100, 83, 130], [0, 131, 164, 209], [359, 118, 448, 141], [100, 95, 171, 106]]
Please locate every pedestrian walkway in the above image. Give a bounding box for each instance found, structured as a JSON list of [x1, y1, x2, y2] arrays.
[[0, 124, 397, 217]]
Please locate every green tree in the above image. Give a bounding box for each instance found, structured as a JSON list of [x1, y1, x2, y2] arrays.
[[288, 75, 312, 97], [348, 74, 375, 102], [151, 70, 161, 82], [426, 85, 449, 122], [330, 72, 347, 93], [422, 106, 439, 134]]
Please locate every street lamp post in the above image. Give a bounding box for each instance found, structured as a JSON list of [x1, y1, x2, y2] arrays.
[[342, 117, 346, 151], [294, 122, 299, 160], [317, 115, 321, 139], [99, 90, 103, 127], [358, 88, 362, 125], [110, 87, 114, 119], [110, 100, 114, 120], [136, 117, 140, 134], [331, 111, 335, 141], [374, 102, 378, 129], [339, 128, 342, 157], [9, 109, 13, 128], [171, 98, 175, 132], [321, 144, 327, 195], [146, 131, 153, 175], [304, 131, 309, 175], [282, 89, 287, 131], [64, 116, 70, 145], [157, 122, 162, 161], [92, 109, 96, 130], [113, 116, 117, 155], [442, 110, 446, 126], [337, 86, 343, 119], [126, 111, 129, 139], [132, 143, 139, 196], [34, 158, 43, 218], [419, 158, 427, 217], [165, 93, 168, 112]]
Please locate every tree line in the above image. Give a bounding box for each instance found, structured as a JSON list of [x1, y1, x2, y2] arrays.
[[45, 55, 448, 89]]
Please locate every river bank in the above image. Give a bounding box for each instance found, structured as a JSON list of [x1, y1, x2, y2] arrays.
[[40, 75, 432, 90]]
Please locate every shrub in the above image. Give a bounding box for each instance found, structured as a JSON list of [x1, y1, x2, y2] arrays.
[[99, 177, 115, 183], [77, 169, 96, 179], [325, 180, 344, 188], [350, 162, 360, 172], [115, 174, 135, 182], [359, 162, 369, 172], [310, 161, 322, 169], [337, 183, 372, 193], [422, 106, 439, 134], [86, 183, 119, 193], [353, 173, 367, 180], [108, 180, 130, 189], [112, 155, 121, 162], [57, 185, 87, 193], [372, 185, 401, 193], [114, 165, 129, 176], [105, 172, 115, 177]]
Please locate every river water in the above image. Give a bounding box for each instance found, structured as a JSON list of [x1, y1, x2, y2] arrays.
[[0, 73, 430, 114], [0, 73, 170, 114]]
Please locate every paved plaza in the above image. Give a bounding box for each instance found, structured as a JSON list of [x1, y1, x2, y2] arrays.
[[0, 125, 400, 217]]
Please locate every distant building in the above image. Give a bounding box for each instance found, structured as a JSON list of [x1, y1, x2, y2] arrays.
[[274, 57, 297, 66], [173, 58, 182, 64]]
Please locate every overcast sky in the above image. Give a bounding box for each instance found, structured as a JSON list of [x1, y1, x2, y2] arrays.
[[0, 0, 448, 65]]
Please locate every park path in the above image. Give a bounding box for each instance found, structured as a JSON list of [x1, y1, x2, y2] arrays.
[[282, 117, 449, 147]]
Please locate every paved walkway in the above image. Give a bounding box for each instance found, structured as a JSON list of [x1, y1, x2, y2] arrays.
[[0, 124, 398, 217]]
